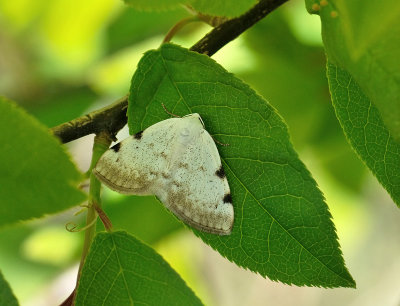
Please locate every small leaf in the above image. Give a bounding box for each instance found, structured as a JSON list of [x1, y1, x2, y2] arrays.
[[306, 0, 400, 139], [327, 62, 400, 207], [0, 97, 86, 228], [75, 231, 203, 306], [0, 271, 18, 306], [127, 44, 355, 288]]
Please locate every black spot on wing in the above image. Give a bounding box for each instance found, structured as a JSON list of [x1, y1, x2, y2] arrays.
[[215, 165, 225, 178], [134, 130, 143, 140], [223, 193, 232, 203], [111, 142, 121, 152]]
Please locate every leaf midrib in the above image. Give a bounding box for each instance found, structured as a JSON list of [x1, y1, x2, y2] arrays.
[[111, 234, 134, 306]]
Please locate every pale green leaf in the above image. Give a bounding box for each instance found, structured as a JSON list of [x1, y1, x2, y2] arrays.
[[306, 0, 400, 139], [0, 97, 86, 228], [127, 44, 355, 288], [0, 271, 18, 306], [327, 62, 400, 207], [75, 231, 203, 306]]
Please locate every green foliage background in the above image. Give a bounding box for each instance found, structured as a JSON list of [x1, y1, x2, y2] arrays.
[[0, 0, 399, 305]]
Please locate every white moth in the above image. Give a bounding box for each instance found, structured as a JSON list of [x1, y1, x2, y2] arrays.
[[93, 114, 234, 235]]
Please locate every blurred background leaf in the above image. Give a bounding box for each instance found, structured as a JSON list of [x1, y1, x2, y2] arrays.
[[189, 0, 257, 17], [0, 0, 399, 305], [98, 190, 183, 244], [0, 97, 86, 227], [0, 270, 18, 306], [123, 0, 256, 17]]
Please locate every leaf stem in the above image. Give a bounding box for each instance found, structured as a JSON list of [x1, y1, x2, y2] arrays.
[[77, 132, 112, 280], [162, 16, 199, 44], [190, 0, 288, 56]]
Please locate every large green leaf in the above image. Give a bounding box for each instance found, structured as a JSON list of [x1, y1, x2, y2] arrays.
[[306, 0, 400, 139], [0, 97, 86, 228], [75, 231, 203, 306], [126, 43, 355, 287], [327, 62, 400, 207], [0, 271, 18, 306]]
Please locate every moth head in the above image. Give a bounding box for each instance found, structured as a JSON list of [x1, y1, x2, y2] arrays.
[[182, 113, 205, 128]]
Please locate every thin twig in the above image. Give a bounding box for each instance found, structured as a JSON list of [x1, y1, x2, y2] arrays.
[[190, 0, 288, 55], [162, 16, 199, 44], [51, 95, 128, 143], [51, 0, 288, 143]]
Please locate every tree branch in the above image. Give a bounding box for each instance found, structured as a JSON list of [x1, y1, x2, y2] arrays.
[[51, 0, 288, 143], [190, 0, 288, 56], [52, 95, 128, 143]]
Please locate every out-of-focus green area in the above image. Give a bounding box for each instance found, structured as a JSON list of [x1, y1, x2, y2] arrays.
[[0, 0, 399, 305]]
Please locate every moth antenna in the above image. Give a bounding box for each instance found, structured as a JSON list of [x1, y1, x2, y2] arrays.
[[212, 136, 230, 146], [162, 103, 181, 118]]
